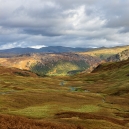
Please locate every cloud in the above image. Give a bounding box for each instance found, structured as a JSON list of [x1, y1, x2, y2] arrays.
[[102, 1, 129, 28], [0, 0, 129, 49], [30, 45, 46, 49]]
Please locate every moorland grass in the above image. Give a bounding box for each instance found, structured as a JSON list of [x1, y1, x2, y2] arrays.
[[1, 59, 129, 128]]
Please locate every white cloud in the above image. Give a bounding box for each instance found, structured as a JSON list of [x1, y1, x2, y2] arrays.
[[30, 45, 46, 49]]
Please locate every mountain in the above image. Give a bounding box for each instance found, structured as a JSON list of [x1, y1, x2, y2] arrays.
[[0, 53, 101, 76], [0, 46, 92, 55], [1, 45, 129, 76], [107, 49, 129, 62]]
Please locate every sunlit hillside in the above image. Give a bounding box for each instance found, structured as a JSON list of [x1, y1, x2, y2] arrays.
[[0, 53, 100, 76], [79, 45, 129, 59]]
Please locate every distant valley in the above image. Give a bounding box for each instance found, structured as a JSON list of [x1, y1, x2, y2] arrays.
[[0, 45, 129, 76]]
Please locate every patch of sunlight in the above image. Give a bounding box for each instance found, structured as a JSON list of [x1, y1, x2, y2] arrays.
[[9, 105, 54, 118], [63, 105, 100, 112]]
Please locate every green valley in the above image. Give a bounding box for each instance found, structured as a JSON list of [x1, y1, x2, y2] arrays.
[[30, 60, 89, 76], [0, 56, 129, 128]]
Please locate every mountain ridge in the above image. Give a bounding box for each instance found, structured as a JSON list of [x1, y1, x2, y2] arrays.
[[0, 46, 93, 55]]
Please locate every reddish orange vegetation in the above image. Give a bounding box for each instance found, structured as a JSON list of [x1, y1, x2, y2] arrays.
[[0, 115, 85, 129], [115, 113, 129, 118], [55, 112, 129, 126], [0, 66, 37, 77]]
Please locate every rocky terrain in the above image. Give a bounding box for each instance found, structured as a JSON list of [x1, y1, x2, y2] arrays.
[[107, 49, 129, 62]]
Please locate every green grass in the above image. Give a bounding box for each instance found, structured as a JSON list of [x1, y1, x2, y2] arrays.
[[8, 104, 100, 119], [62, 105, 100, 113], [9, 105, 53, 118]]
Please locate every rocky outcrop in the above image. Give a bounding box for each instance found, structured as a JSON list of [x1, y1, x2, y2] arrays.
[[107, 49, 129, 62]]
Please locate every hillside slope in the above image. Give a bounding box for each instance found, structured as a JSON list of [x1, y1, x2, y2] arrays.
[[0, 65, 37, 77], [78, 45, 129, 60], [107, 49, 129, 62], [78, 58, 129, 96], [0, 53, 101, 76]]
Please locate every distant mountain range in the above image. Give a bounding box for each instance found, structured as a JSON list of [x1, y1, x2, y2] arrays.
[[0, 45, 129, 76], [0, 46, 93, 55]]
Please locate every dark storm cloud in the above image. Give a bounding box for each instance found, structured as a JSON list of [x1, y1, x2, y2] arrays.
[[23, 28, 63, 36], [0, 0, 129, 49]]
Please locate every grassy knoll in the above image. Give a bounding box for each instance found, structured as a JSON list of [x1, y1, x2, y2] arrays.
[[1, 59, 129, 128]]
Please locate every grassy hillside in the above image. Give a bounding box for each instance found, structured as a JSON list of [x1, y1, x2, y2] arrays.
[[0, 59, 129, 128], [30, 60, 89, 76], [79, 45, 129, 59], [0, 66, 37, 77]]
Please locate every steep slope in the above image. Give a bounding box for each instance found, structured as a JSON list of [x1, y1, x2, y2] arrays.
[[0, 53, 101, 76]]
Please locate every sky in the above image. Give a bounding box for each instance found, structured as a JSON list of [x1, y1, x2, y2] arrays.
[[0, 0, 129, 49]]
